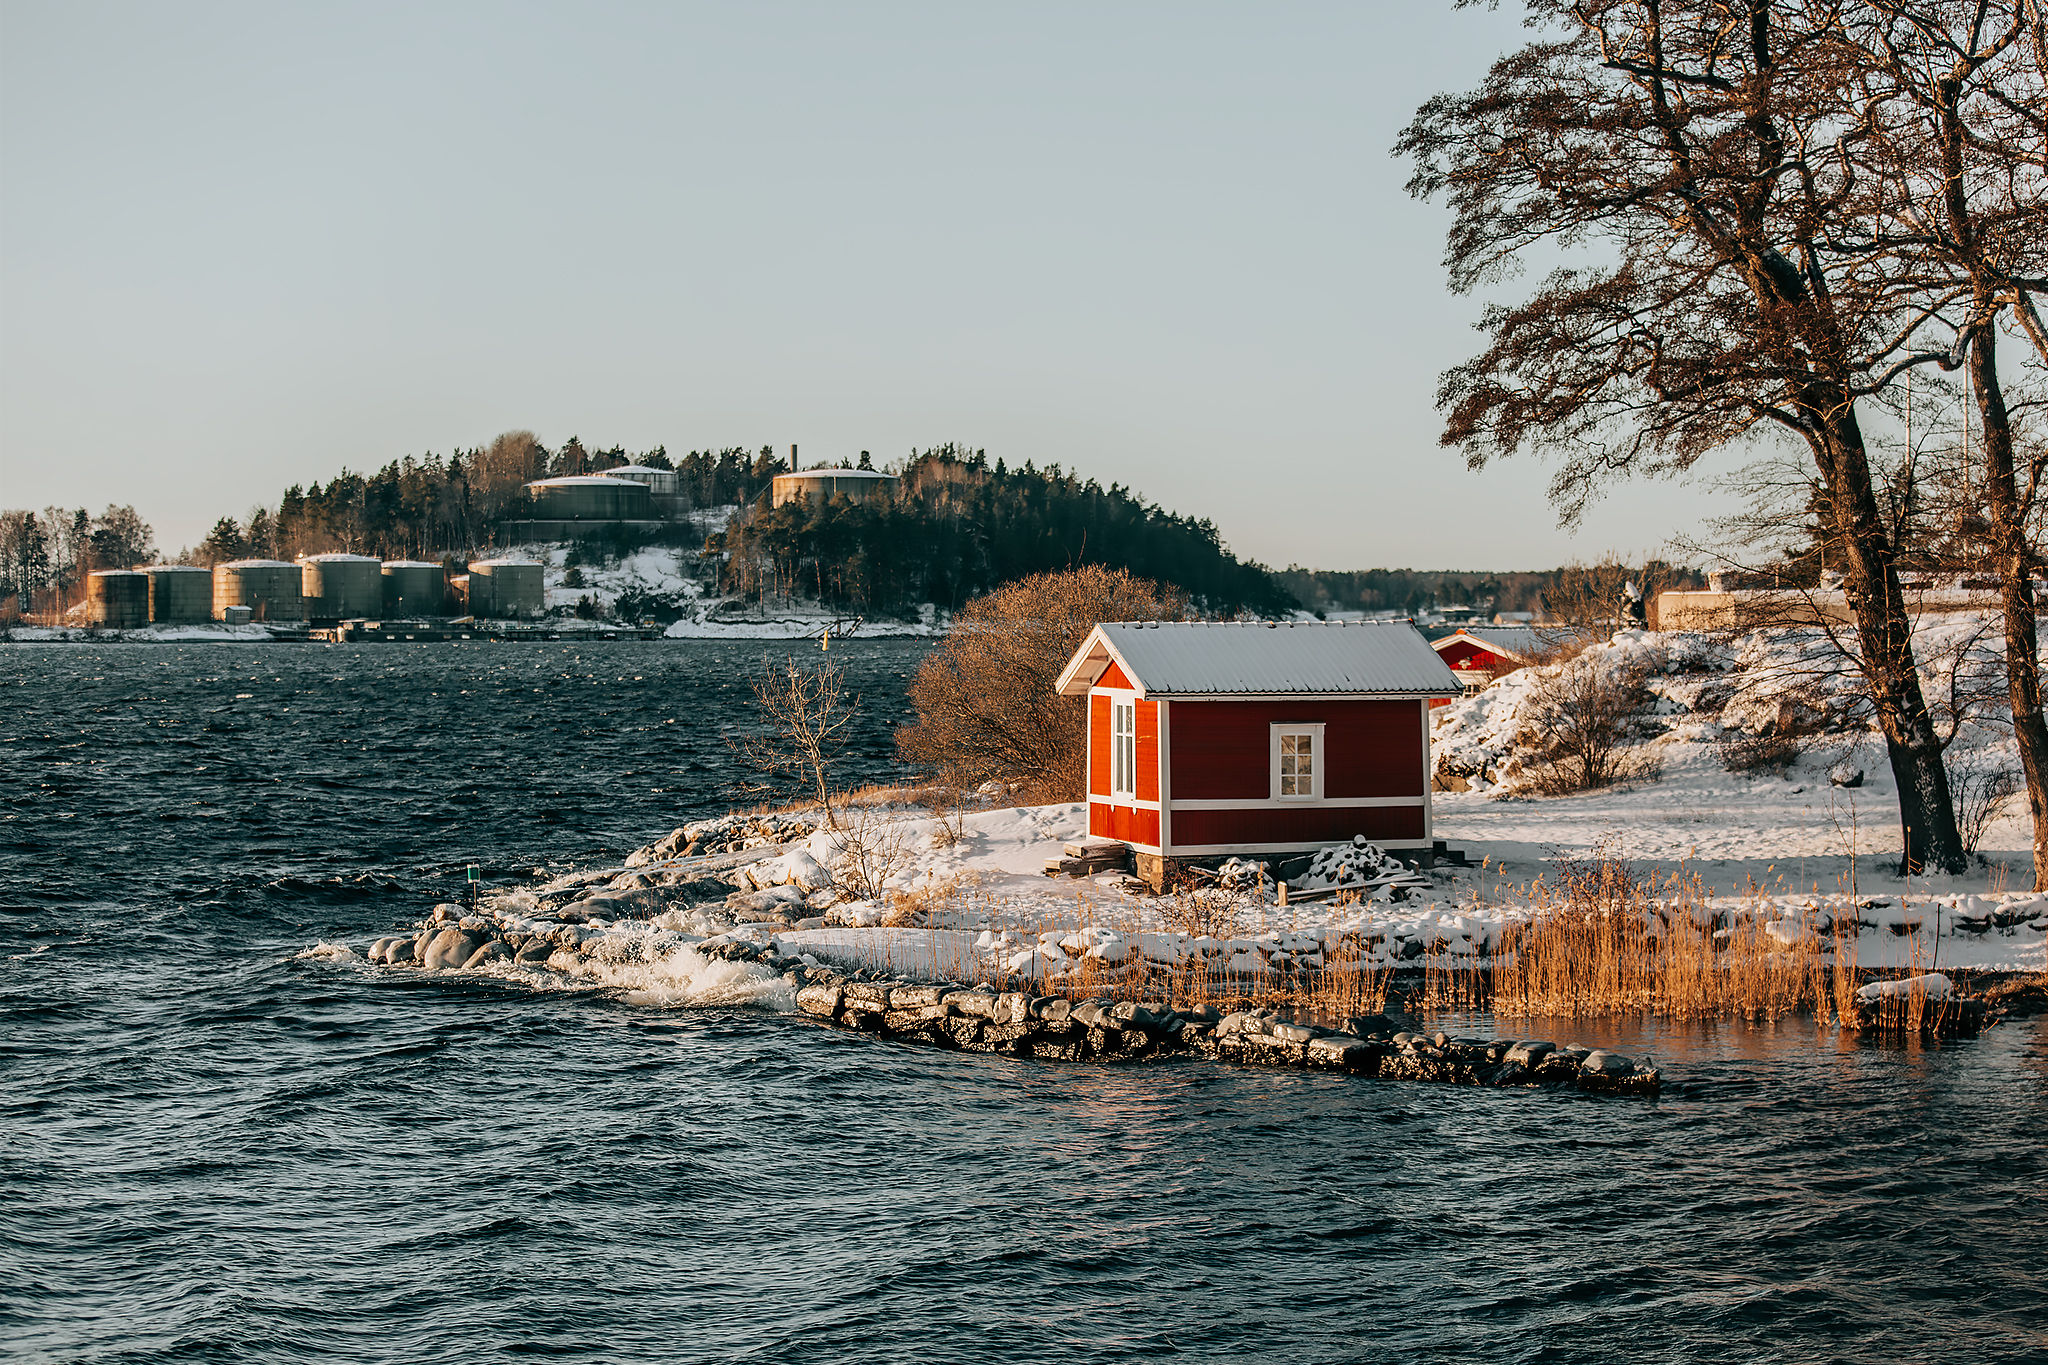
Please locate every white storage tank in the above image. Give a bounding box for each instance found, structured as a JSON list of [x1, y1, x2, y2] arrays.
[[213, 560, 304, 622], [381, 561, 446, 616], [468, 559, 543, 618], [144, 565, 212, 623], [87, 570, 150, 627], [598, 464, 680, 498]]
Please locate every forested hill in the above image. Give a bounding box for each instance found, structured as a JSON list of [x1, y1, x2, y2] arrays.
[[175, 434, 1295, 617], [718, 446, 1293, 616]]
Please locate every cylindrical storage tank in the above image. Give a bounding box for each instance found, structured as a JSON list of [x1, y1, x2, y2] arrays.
[[212, 560, 305, 622], [299, 553, 383, 620], [144, 565, 212, 623], [381, 561, 446, 616], [770, 469, 899, 507], [468, 559, 544, 618], [522, 476, 653, 521], [599, 464, 680, 498], [87, 570, 150, 627]]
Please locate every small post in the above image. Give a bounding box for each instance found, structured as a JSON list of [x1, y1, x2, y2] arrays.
[[1277, 880, 1289, 908], [466, 863, 480, 914]]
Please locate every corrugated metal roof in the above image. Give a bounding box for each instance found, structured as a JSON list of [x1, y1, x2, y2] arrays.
[[1056, 621, 1463, 697], [1431, 625, 1568, 661]]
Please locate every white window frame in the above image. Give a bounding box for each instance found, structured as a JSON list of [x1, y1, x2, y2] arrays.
[[1271, 722, 1325, 801], [1111, 697, 1137, 799]]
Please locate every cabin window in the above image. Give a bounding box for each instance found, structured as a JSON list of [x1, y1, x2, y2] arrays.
[[1272, 723, 1324, 800], [1111, 700, 1136, 797]]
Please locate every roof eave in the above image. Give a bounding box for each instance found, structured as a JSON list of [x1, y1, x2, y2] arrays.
[[1146, 689, 1464, 701]]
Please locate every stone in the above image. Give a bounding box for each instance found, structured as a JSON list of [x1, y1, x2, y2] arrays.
[[940, 1017, 984, 1049], [883, 1008, 950, 1038], [421, 927, 482, 970], [1240, 1034, 1308, 1066], [514, 941, 552, 965], [1109, 1001, 1167, 1031], [950, 988, 999, 1019], [1306, 1036, 1373, 1069], [1270, 1023, 1315, 1044], [1342, 1014, 1394, 1037], [888, 984, 947, 1010], [1503, 1041, 1556, 1069], [429, 903, 464, 924], [1829, 763, 1864, 788], [383, 938, 416, 965], [1029, 1037, 1086, 1062], [981, 1021, 1034, 1053], [795, 982, 844, 1016], [842, 981, 893, 1010], [993, 993, 1030, 1026], [464, 941, 512, 969], [544, 947, 584, 973], [1030, 997, 1073, 1024]]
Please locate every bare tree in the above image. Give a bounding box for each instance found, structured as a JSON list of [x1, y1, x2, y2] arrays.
[[737, 655, 859, 826], [897, 565, 1186, 802], [1398, 0, 1969, 871], [1850, 0, 2048, 881]]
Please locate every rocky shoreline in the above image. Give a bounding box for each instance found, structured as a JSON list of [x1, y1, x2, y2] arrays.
[[357, 899, 1667, 1099], [790, 971, 1665, 1097]]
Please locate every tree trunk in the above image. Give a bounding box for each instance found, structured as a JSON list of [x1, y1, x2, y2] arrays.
[[1968, 326, 2048, 885], [1931, 57, 2048, 884], [1812, 401, 1968, 875]]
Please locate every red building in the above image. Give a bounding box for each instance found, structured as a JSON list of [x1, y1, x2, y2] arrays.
[[1429, 625, 1557, 701], [1054, 621, 1462, 877]]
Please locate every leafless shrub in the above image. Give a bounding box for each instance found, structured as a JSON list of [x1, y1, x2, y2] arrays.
[[1717, 726, 1801, 775], [1948, 758, 2022, 855], [1511, 653, 1663, 795], [827, 803, 914, 901], [1158, 886, 1251, 941], [911, 769, 975, 848], [733, 655, 858, 825], [885, 869, 984, 926]]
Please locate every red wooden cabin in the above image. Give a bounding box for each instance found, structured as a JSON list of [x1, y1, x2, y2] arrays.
[[1054, 621, 1462, 875]]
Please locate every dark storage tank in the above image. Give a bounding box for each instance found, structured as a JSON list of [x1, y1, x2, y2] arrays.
[[87, 570, 150, 627], [143, 565, 212, 623], [213, 560, 304, 622], [522, 476, 653, 521], [468, 559, 544, 618], [300, 554, 383, 620], [381, 561, 445, 616]]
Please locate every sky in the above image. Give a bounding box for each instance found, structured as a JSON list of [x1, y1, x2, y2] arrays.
[[1, 1, 1751, 570]]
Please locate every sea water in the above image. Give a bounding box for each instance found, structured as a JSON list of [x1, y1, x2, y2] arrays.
[[3, 641, 2045, 1363]]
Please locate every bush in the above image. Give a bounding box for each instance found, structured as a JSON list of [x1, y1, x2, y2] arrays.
[[1717, 726, 1800, 775], [1512, 652, 1663, 794], [896, 565, 1185, 802], [1948, 758, 2022, 854]]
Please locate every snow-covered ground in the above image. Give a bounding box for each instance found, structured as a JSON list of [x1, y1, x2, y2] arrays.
[[2, 622, 285, 643], [505, 543, 945, 639]]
